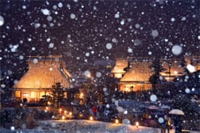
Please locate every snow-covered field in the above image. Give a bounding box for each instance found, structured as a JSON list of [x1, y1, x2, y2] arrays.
[[1, 120, 200, 133]]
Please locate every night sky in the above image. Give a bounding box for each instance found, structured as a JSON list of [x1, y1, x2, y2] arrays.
[[0, 0, 200, 74]]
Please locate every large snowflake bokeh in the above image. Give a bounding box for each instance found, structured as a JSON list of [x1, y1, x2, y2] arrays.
[[0, 0, 199, 73]]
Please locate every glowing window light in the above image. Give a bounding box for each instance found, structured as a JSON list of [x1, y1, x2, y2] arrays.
[[80, 92, 84, 98], [31, 92, 36, 98], [62, 116, 65, 120], [15, 91, 21, 97], [40, 92, 45, 98], [174, 71, 178, 75], [23, 93, 29, 98], [69, 112, 72, 116]]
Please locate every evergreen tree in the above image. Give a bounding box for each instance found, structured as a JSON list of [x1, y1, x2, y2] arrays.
[[52, 82, 65, 109], [149, 57, 166, 92], [180, 57, 190, 75]]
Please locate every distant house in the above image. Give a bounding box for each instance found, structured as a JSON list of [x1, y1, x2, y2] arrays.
[[112, 56, 200, 92], [119, 61, 153, 92], [13, 55, 71, 102]]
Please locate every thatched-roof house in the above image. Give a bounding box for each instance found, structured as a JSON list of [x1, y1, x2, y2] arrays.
[[119, 61, 153, 92], [116, 56, 200, 92], [13, 55, 71, 102]]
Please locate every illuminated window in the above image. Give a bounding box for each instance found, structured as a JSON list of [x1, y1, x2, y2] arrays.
[[79, 92, 84, 98], [23, 93, 29, 98], [125, 85, 135, 92], [64, 92, 67, 98], [46, 92, 50, 95], [40, 91, 45, 98], [114, 73, 122, 78], [15, 91, 21, 98], [31, 92, 36, 98]]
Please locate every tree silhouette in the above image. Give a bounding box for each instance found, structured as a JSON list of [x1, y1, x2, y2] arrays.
[[149, 57, 166, 92], [52, 82, 65, 109], [180, 57, 190, 75]]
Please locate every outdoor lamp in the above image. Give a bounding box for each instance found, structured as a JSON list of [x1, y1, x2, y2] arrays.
[[89, 116, 93, 121], [115, 119, 119, 124], [136, 121, 139, 128], [79, 113, 83, 118]]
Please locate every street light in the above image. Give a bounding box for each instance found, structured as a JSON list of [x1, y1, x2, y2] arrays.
[[89, 116, 93, 121], [115, 119, 119, 124], [135, 121, 139, 128]]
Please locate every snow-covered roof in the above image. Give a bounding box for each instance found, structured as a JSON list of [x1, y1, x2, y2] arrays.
[[13, 55, 71, 89], [120, 61, 153, 82], [111, 59, 128, 74]]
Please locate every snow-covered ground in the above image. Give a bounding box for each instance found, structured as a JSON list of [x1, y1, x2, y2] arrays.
[[0, 120, 200, 133]]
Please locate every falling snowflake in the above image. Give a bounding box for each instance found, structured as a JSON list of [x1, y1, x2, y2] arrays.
[[150, 94, 157, 102], [172, 45, 182, 55], [41, 9, 50, 15], [0, 15, 4, 26]]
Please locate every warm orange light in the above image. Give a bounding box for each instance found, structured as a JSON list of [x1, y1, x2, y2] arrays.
[[80, 92, 84, 98], [64, 110, 67, 114], [31, 92, 36, 98], [69, 112, 72, 116], [23, 93, 29, 97], [59, 108, 62, 112], [136, 121, 139, 128], [46, 107, 49, 110], [62, 116, 65, 120], [79, 113, 83, 118], [15, 91, 21, 98], [115, 119, 119, 124], [89, 116, 93, 121], [174, 71, 178, 75], [40, 92, 45, 98], [87, 74, 91, 78], [114, 73, 123, 78]]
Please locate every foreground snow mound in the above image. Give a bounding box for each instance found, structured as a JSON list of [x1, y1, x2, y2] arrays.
[[38, 120, 161, 133], [0, 120, 160, 133]]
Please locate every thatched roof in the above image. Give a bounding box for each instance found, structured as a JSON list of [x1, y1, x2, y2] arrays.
[[13, 55, 71, 89], [120, 61, 153, 82], [111, 59, 128, 74]]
